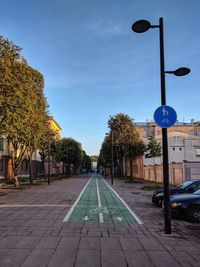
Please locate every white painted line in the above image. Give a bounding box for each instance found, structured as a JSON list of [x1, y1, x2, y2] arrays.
[[96, 177, 104, 223], [63, 177, 92, 222], [102, 178, 143, 224]]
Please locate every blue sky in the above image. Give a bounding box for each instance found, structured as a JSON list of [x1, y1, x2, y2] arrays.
[[1, 0, 200, 155]]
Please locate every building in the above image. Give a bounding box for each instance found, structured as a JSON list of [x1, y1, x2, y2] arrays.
[[0, 116, 62, 180], [130, 120, 200, 185]]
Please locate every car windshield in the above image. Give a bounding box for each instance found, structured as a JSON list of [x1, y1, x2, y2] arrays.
[[176, 180, 194, 189], [194, 189, 200, 195]]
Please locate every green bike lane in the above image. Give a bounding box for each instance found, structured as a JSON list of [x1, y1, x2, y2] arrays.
[[63, 174, 143, 224]]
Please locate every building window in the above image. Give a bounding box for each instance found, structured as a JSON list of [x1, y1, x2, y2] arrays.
[[197, 130, 200, 136], [195, 148, 200, 157], [0, 138, 4, 151], [173, 148, 175, 151], [180, 148, 182, 151]]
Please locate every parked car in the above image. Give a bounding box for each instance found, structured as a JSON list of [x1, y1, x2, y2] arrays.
[[152, 180, 200, 206], [170, 189, 200, 223]]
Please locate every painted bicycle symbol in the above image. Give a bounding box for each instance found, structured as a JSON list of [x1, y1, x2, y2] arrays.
[[89, 207, 112, 215]]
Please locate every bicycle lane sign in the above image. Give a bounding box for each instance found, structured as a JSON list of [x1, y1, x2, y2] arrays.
[[154, 105, 177, 128]]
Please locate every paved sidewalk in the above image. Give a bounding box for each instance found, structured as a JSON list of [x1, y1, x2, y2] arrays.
[[0, 175, 200, 267]]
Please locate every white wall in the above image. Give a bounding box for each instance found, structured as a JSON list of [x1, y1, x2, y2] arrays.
[[144, 135, 200, 165]]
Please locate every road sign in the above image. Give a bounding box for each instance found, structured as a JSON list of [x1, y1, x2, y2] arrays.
[[154, 105, 177, 128]]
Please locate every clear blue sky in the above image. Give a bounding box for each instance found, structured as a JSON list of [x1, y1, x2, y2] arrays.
[[1, 0, 200, 155]]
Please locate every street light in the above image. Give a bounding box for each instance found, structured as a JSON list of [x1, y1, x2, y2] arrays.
[[132, 17, 190, 234]]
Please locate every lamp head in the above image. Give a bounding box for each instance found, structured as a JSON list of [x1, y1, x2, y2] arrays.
[[132, 20, 151, 33], [174, 67, 190, 76]]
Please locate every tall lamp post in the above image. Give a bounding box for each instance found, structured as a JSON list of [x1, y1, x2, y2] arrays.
[[48, 140, 51, 185], [132, 17, 190, 234], [111, 131, 114, 185]]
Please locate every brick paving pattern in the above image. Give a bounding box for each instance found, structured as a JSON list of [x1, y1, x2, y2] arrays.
[[0, 175, 200, 266]]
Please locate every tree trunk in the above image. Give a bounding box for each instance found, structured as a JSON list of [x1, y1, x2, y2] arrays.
[[13, 165, 19, 187], [28, 155, 33, 185], [130, 159, 133, 179], [42, 157, 46, 181]]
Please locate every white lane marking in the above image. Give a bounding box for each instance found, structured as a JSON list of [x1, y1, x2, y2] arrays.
[[116, 216, 123, 222], [82, 216, 89, 221], [96, 177, 104, 223], [103, 178, 143, 224], [63, 177, 92, 222]]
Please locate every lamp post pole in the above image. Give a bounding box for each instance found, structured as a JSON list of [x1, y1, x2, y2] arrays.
[[111, 131, 114, 185], [159, 17, 171, 234], [131, 17, 190, 234], [48, 140, 51, 185]]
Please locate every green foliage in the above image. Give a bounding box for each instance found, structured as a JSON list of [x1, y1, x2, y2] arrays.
[[53, 138, 83, 173], [90, 155, 98, 162], [82, 150, 92, 171], [145, 136, 162, 159], [127, 140, 146, 163], [0, 36, 49, 178]]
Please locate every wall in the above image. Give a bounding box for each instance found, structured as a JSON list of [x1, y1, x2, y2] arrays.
[[143, 162, 184, 185]]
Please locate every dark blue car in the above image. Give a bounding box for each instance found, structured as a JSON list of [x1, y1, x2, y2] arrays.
[[170, 189, 200, 223], [152, 180, 200, 206]]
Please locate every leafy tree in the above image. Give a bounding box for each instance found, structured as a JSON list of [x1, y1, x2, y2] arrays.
[[145, 136, 162, 181], [22, 64, 48, 184], [82, 150, 92, 173], [0, 36, 49, 185], [39, 117, 56, 180], [0, 38, 29, 184], [53, 138, 83, 176], [127, 140, 146, 178], [108, 113, 138, 177]]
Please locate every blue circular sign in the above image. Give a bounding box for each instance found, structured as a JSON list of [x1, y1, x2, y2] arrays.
[[154, 105, 177, 128]]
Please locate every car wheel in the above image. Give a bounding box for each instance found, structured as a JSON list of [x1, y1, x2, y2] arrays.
[[159, 199, 163, 208], [187, 206, 200, 223]]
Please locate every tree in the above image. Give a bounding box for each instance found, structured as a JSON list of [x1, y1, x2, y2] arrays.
[[0, 36, 49, 185], [22, 64, 48, 184], [145, 136, 162, 182], [127, 140, 146, 178], [53, 138, 83, 176], [39, 117, 56, 180], [107, 113, 138, 177], [0, 38, 29, 184], [82, 151, 92, 173]]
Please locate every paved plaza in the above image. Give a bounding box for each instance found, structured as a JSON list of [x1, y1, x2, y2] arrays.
[[0, 175, 200, 267]]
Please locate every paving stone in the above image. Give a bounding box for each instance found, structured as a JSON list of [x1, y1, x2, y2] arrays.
[[120, 237, 143, 251], [20, 249, 54, 267], [75, 249, 100, 267], [58, 236, 80, 249], [36, 236, 61, 249], [15, 236, 42, 249], [0, 248, 30, 267], [79, 237, 100, 250], [0, 236, 22, 249], [124, 250, 154, 267], [170, 251, 198, 267], [138, 236, 165, 251], [100, 237, 121, 250], [48, 249, 77, 267], [148, 251, 181, 267], [101, 249, 127, 267], [0, 249, 8, 259]]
